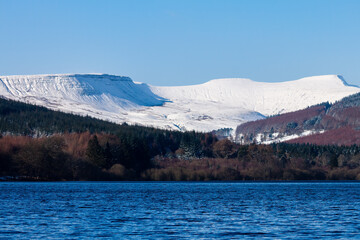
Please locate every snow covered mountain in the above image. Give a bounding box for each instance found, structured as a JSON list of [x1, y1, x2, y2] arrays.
[[0, 73, 358, 132]]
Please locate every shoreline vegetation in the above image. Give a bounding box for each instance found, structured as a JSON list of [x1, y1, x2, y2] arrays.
[[1, 133, 360, 181], [0, 97, 359, 181]]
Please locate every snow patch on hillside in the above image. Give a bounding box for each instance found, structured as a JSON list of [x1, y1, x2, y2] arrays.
[[261, 130, 326, 144]]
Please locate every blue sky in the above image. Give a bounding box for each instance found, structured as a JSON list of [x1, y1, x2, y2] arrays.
[[1, 0, 360, 86]]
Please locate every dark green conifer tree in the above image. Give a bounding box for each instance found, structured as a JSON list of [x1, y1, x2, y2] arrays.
[[86, 135, 106, 168]]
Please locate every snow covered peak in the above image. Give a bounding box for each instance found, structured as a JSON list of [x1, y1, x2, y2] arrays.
[[152, 74, 360, 117], [336, 75, 358, 87], [203, 74, 349, 88], [204, 77, 254, 85], [0, 73, 133, 82], [0, 73, 358, 132], [0, 73, 166, 112], [286, 74, 350, 87]]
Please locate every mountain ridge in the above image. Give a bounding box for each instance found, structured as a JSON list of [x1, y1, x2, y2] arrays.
[[0, 73, 359, 132]]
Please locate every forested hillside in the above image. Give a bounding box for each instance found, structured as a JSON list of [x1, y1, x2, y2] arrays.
[[0, 97, 155, 135], [0, 97, 360, 181], [236, 92, 360, 145]]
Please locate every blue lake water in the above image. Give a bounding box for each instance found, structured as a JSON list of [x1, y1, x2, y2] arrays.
[[0, 182, 359, 239]]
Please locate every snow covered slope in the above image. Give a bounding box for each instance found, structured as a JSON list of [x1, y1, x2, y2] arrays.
[[152, 75, 359, 116], [0, 74, 359, 132], [0, 74, 167, 124]]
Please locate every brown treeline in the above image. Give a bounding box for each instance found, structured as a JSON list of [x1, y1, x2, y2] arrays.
[[1, 132, 360, 181]]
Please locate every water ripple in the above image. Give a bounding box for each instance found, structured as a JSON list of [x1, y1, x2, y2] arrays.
[[0, 182, 360, 239]]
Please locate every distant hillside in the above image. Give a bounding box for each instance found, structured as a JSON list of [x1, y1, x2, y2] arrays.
[[235, 93, 360, 145]]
